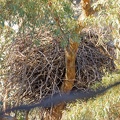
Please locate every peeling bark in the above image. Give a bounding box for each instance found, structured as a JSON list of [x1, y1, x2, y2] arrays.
[[80, 0, 93, 17], [77, 0, 95, 33]]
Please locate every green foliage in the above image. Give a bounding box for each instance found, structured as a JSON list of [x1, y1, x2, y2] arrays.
[[0, 0, 79, 45], [85, 0, 120, 40], [62, 70, 120, 120]]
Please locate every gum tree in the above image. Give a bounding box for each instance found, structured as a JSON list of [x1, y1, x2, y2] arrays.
[[0, 0, 119, 120]]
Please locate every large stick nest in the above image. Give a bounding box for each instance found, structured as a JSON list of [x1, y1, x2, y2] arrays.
[[5, 29, 115, 105]]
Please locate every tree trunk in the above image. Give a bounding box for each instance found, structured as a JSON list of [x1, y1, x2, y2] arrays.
[[43, 0, 95, 120], [51, 40, 79, 120]]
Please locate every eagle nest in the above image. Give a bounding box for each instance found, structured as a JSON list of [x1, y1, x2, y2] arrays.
[[4, 29, 115, 106]]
